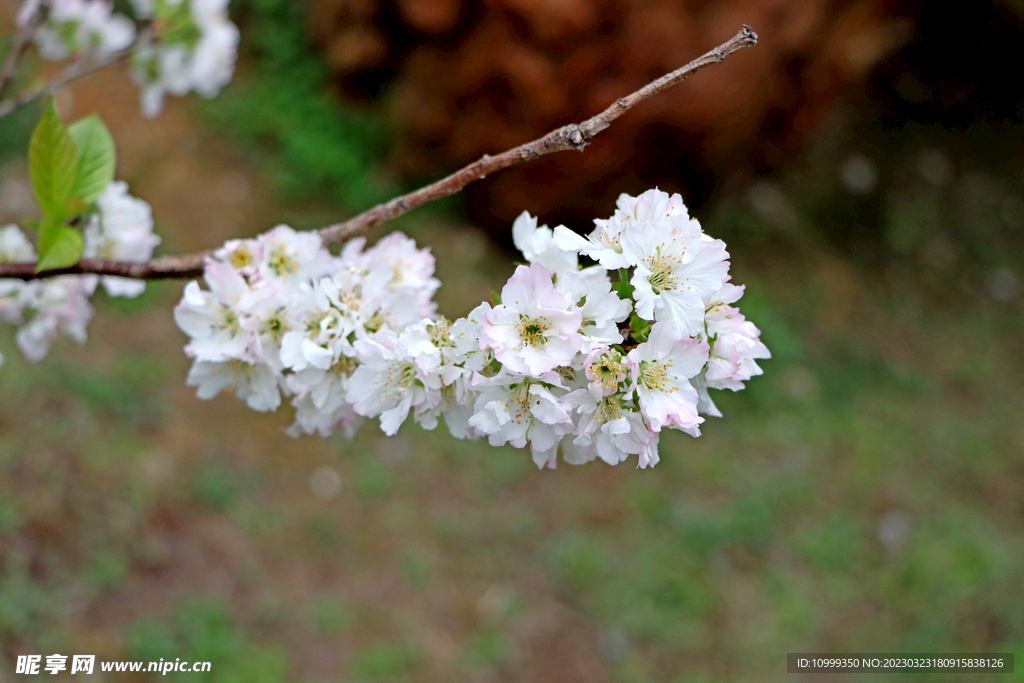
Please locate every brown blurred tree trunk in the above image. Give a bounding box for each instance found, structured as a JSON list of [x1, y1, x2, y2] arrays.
[[309, 0, 921, 230]]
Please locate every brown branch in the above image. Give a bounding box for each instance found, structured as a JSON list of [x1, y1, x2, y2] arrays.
[[0, 25, 758, 282]]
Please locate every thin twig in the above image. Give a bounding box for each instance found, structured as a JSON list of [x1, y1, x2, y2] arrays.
[[0, 25, 758, 282], [0, 49, 128, 119], [0, 0, 49, 101]]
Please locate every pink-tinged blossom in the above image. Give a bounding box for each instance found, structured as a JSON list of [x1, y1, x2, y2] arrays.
[[622, 219, 730, 336], [705, 316, 770, 390], [626, 321, 708, 435], [691, 370, 722, 418], [703, 283, 770, 392], [479, 264, 582, 376], [584, 346, 628, 397], [615, 188, 690, 224]]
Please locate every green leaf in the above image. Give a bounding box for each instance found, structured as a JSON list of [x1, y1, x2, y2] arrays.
[[68, 114, 115, 204], [612, 268, 635, 300], [628, 313, 652, 344], [29, 98, 80, 215], [37, 216, 84, 271]]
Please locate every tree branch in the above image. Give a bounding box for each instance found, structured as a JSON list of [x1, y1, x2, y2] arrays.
[[0, 48, 130, 119], [0, 25, 758, 282]]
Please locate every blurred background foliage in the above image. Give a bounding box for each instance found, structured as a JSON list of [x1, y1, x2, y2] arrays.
[[0, 0, 1022, 681]]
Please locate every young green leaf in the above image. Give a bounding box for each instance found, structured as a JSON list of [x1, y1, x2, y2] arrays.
[[29, 99, 80, 216], [36, 215, 84, 271], [69, 114, 116, 204], [628, 312, 652, 344], [613, 268, 635, 300]]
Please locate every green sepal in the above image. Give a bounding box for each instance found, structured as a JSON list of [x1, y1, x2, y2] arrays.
[[628, 312, 652, 344], [613, 267, 634, 300]]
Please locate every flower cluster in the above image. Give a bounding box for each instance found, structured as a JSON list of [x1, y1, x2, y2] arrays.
[[130, 0, 239, 118], [16, 0, 238, 118], [0, 181, 160, 367], [178, 188, 769, 469], [173, 226, 440, 437]]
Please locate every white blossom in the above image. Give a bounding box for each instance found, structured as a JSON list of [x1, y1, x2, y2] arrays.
[[565, 389, 659, 467], [186, 358, 281, 411], [0, 226, 95, 364], [511, 211, 579, 277], [553, 215, 630, 270], [129, 0, 239, 117], [173, 260, 251, 361], [625, 320, 708, 435], [346, 328, 430, 436], [621, 220, 729, 337], [467, 371, 574, 459], [14, 277, 95, 362], [19, 0, 135, 61], [340, 232, 440, 325], [83, 181, 161, 297], [278, 278, 356, 373], [254, 225, 333, 286], [0, 225, 36, 263], [558, 270, 631, 352]]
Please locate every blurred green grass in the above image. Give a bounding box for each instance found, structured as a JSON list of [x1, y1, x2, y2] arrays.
[[0, 230, 1019, 680]]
